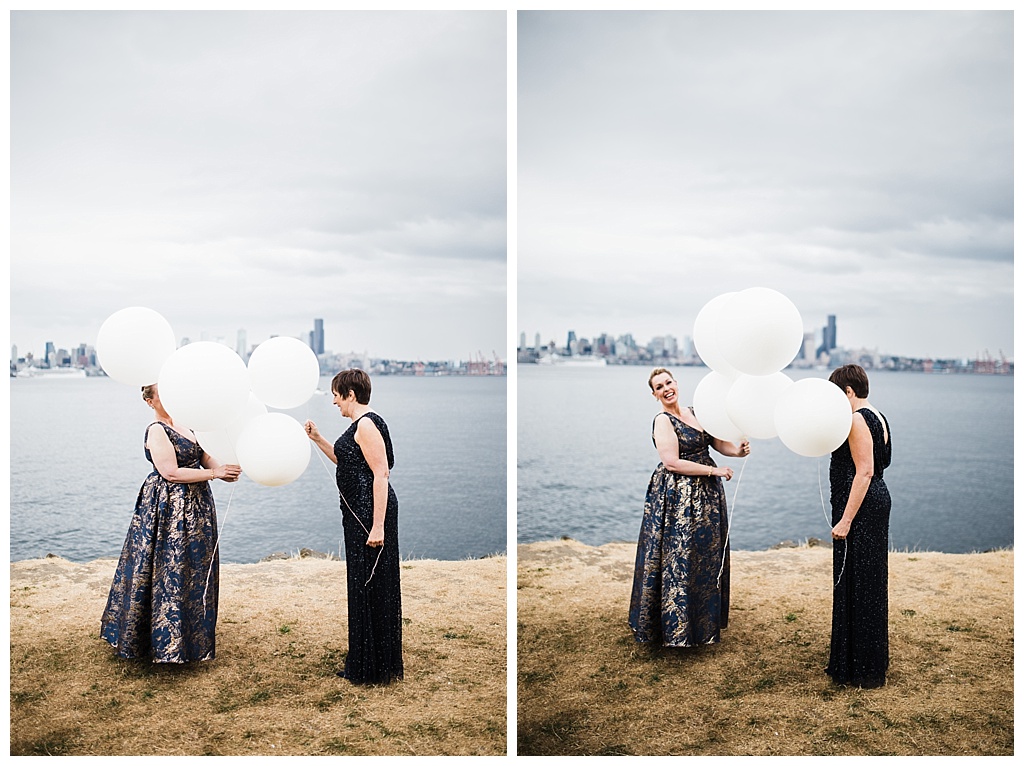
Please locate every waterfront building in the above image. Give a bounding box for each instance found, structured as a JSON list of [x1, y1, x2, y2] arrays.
[[313, 318, 325, 355]]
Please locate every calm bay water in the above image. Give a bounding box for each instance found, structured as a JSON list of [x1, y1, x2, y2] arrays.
[[10, 374, 506, 564], [517, 364, 1013, 554]]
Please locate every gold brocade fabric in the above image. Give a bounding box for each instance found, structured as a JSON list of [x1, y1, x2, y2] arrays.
[[100, 423, 219, 663], [628, 410, 730, 647]]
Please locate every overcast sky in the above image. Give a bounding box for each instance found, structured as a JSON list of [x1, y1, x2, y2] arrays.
[[11, 10, 506, 362], [518, 10, 1013, 361]]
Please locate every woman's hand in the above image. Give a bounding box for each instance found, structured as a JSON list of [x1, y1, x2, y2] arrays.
[[712, 466, 734, 481], [304, 420, 321, 441], [215, 464, 242, 482], [832, 517, 852, 540], [366, 525, 385, 548], [738, 440, 751, 457]]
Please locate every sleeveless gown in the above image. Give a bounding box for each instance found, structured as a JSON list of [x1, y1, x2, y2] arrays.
[[827, 407, 892, 687], [335, 411, 403, 684], [629, 409, 730, 646], [100, 422, 219, 663]]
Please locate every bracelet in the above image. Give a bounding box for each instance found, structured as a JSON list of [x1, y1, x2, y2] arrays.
[[708, 467, 714, 477], [210, 469, 215, 480]]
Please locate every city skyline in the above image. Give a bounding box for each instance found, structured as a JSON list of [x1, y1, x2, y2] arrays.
[[517, 311, 1013, 363]]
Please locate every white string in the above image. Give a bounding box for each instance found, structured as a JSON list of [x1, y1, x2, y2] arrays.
[[716, 452, 748, 588], [817, 457, 847, 587], [202, 476, 236, 623], [312, 445, 384, 587]]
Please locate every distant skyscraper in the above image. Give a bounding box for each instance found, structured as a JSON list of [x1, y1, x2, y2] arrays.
[[519, 332, 526, 350], [826, 315, 837, 351], [236, 329, 247, 357], [534, 332, 541, 351], [313, 318, 325, 355], [566, 330, 576, 354]]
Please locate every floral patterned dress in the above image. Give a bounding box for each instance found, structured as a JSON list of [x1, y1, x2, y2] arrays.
[[629, 409, 730, 647], [100, 422, 219, 663]]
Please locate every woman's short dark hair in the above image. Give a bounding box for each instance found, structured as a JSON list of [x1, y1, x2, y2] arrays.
[[648, 367, 673, 390], [332, 368, 372, 404], [829, 364, 870, 398]]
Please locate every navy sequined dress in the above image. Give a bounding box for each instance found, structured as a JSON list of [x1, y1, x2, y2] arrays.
[[629, 409, 730, 647], [100, 422, 219, 663], [827, 407, 892, 687], [335, 411, 403, 684]]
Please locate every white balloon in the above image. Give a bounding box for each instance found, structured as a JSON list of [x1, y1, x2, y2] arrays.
[[95, 307, 176, 387], [248, 336, 321, 409], [692, 371, 744, 442], [692, 292, 742, 378], [774, 378, 853, 457], [195, 393, 268, 465], [717, 287, 804, 376], [226, 392, 269, 443], [195, 429, 238, 465], [158, 342, 250, 432], [235, 413, 312, 487], [726, 372, 794, 440]]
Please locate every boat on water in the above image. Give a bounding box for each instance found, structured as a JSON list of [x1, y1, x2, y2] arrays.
[[536, 354, 607, 367], [14, 367, 90, 379]]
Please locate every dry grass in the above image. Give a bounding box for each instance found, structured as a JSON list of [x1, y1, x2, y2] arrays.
[[517, 539, 1013, 756], [9, 552, 506, 756]]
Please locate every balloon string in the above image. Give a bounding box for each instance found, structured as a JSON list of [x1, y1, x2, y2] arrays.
[[716, 451, 748, 588], [312, 444, 383, 587], [817, 456, 847, 587], [203, 477, 236, 624]]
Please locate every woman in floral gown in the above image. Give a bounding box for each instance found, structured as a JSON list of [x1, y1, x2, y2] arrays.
[[101, 384, 241, 663], [629, 368, 749, 647]]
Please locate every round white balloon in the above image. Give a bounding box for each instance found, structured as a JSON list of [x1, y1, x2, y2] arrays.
[[195, 392, 268, 465], [157, 342, 250, 432], [774, 377, 853, 457], [235, 413, 311, 487], [692, 292, 742, 378], [717, 287, 804, 376], [692, 371, 744, 442], [725, 372, 794, 440], [247, 336, 321, 410], [195, 429, 238, 465], [95, 307, 177, 387]]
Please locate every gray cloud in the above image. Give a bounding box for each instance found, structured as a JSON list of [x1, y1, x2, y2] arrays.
[[518, 10, 1012, 359], [11, 10, 506, 361]]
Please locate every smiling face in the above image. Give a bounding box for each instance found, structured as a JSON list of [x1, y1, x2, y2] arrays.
[[649, 371, 678, 408], [332, 387, 358, 418]]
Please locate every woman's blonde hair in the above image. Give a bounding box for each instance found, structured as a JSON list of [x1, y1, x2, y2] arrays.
[[141, 384, 157, 401], [648, 367, 673, 390]]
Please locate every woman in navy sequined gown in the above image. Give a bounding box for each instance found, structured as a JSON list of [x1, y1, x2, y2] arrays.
[[101, 384, 241, 663], [306, 368, 403, 685], [827, 364, 892, 688], [629, 368, 750, 647]]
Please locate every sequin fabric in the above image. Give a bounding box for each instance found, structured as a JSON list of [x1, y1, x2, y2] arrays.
[[827, 407, 892, 687], [629, 410, 730, 647], [100, 422, 219, 663], [335, 411, 403, 684]]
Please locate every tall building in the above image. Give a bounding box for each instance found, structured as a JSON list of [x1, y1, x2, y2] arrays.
[[313, 318, 325, 355], [566, 330, 577, 354], [519, 332, 526, 350], [534, 332, 541, 351], [236, 329, 247, 358]]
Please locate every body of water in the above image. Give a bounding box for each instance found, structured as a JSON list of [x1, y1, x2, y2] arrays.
[[517, 364, 1013, 554], [10, 374, 506, 563]]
